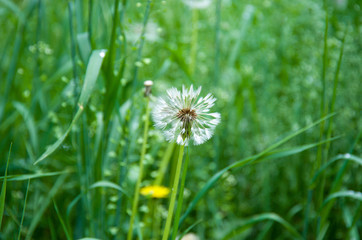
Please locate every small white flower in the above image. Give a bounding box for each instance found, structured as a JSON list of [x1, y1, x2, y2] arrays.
[[182, 0, 212, 9], [152, 85, 220, 146]]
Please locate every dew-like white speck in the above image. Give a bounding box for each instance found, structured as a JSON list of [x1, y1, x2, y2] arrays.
[[100, 51, 106, 58]]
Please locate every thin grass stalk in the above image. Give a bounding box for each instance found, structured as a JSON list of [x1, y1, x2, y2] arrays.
[[30, 0, 46, 119], [154, 143, 175, 185], [213, 0, 221, 83], [319, 131, 360, 231], [88, 0, 93, 46], [127, 97, 151, 240], [190, 9, 198, 76], [67, 1, 79, 105], [17, 179, 30, 240], [313, 11, 329, 174], [155, 204, 161, 240], [114, 3, 151, 228], [313, 12, 329, 230], [324, 30, 347, 158], [0, 1, 36, 122], [131, 0, 152, 95], [347, 202, 361, 235], [148, 198, 156, 239], [318, 29, 347, 232], [162, 145, 185, 240], [171, 147, 190, 240], [303, 189, 313, 239]]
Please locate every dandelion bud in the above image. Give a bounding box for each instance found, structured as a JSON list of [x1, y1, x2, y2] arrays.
[[144, 80, 153, 97]]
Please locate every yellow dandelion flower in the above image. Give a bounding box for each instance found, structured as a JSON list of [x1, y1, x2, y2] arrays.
[[140, 185, 170, 198]]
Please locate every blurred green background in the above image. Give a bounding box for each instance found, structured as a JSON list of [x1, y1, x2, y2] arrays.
[[0, 0, 361, 239]]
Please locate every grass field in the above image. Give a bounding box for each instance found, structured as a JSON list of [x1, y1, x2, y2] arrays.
[[0, 0, 361, 239]]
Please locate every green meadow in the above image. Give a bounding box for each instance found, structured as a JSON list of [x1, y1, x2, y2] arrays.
[[0, 0, 361, 239]]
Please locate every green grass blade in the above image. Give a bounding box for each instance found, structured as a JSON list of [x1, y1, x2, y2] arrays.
[[321, 190, 362, 209], [0, 170, 72, 182], [177, 219, 203, 240], [0, 0, 25, 23], [227, 4, 255, 67], [0, 143, 12, 229], [26, 175, 67, 240], [77, 32, 92, 63], [310, 154, 362, 188], [257, 136, 340, 163], [17, 179, 30, 240], [78, 50, 107, 105], [89, 180, 129, 197], [154, 142, 175, 185], [221, 213, 303, 240], [316, 223, 329, 240], [34, 49, 106, 165], [53, 200, 72, 240]]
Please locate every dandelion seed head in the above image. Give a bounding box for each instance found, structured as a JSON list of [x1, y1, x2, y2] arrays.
[[152, 85, 220, 146]]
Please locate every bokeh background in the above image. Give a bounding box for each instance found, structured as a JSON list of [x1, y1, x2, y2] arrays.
[[0, 0, 361, 239]]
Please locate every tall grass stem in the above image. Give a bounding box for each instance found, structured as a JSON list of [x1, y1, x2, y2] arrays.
[[162, 145, 185, 240], [127, 97, 151, 240], [17, 179, 30, 240], [171, 147, 189, 240], [190, 9, 198, 76]]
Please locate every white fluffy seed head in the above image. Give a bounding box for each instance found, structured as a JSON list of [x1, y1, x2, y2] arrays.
[[152, 85, 221, 146]]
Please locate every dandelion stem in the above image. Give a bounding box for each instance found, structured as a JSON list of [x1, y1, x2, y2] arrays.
[[127, 97, 150, 240], [162, 144, 185, 240], [171, 146, 189, 240]]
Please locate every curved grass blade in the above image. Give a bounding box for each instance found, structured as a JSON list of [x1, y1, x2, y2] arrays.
[[89, 180, 129, 197], [66, 194, 82, 220], [310, 154, 362, 188], [221, 213, 303, 240], [0, 170, 72, 182], [321, 190, 362, 209], [34, 49, 106, 165], [0, 143, 12, 229]]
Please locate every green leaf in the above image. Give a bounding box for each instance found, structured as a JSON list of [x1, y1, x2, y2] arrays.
[[0, 143, 12, 229], [78, 50, 107, 106], [34, 49, 106, 165], [221, 213, 303, 240]]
